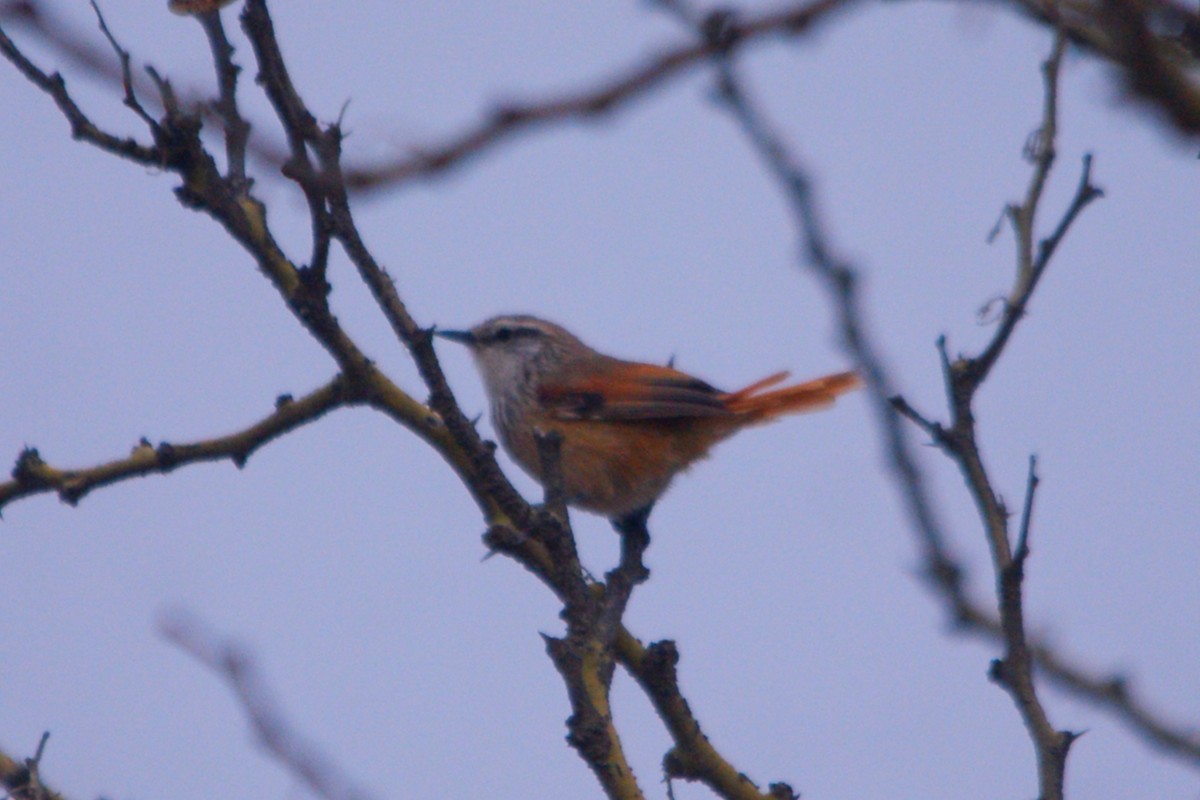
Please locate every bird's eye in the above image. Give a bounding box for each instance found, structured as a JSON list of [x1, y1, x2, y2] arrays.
[[493, 327, 513, 343]]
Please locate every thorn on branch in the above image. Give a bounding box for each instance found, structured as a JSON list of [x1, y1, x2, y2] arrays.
[[1014, 454, 1040, 566], [986, 204, 1010, 244], [647, 0, 697, 26]]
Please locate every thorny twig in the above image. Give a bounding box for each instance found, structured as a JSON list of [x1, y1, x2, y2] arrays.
[[900, 32, 1100, 798], [196, 9, 251, 187], [703, 19, 1104, 799], [0, 378, 352, 512]]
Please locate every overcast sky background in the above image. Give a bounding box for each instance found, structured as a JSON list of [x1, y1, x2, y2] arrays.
[[2, 1, 1198, 798]]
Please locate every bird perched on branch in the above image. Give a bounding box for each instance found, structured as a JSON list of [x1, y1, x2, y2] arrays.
[[437, 315, 859, 525]]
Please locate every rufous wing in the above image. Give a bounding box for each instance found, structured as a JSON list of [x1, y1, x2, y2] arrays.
[[540, 362, 859, 424], [539, 360, 733, 420], [540, 360, 860, 423]]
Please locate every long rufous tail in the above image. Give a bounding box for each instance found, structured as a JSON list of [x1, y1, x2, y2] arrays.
[[722, 370, 861, 423]]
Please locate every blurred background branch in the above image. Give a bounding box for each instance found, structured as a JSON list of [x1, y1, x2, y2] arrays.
[[1, 0, 1196, 797], [6, 0, 1194, 194]]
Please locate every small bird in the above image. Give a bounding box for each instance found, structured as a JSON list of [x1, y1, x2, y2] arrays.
[[437, 315, 860, 523]]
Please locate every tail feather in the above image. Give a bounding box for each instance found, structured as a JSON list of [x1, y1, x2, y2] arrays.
[[723, 370, 861, 422]]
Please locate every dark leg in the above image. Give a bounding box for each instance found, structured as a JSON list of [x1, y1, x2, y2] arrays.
[[611, 503, 653, 539], [610, 503, 653, 583]]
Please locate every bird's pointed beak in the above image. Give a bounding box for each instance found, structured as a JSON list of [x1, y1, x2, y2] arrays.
[[434, 327, 477, 346]]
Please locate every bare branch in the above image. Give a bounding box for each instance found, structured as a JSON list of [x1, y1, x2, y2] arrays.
[[988, 455, 1074, 798], [223, 17, 743, 796], [708, 52, 970, 613], [0, 19, 160, 165], [702, 24, 1117, 795], [889, 394, 954, 450], [6, 1, 1196, 796], [3, 0, 534, 592], [975, 155, 1104, 383], [1, 0, 293, 167], [617, 633, 795, 800], [195, 9, 252, 187], [6, 5, 496, 528], [528, 431, 594, 606], [0, 377, 351, 513], [972, 32, 1104, 385], [521, 451, 648, 797], [238, 0, 335, 289], [542, 626, 646, 800], [1027, 637, 1200, 760], [342, 0, 855, 191], [161, 611, 377, 800], [89, 1, 159, 130], [887, 31, 1098, 797]]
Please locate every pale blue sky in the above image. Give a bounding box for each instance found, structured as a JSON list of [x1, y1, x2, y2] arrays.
[[2, 2, 1198, 798]]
